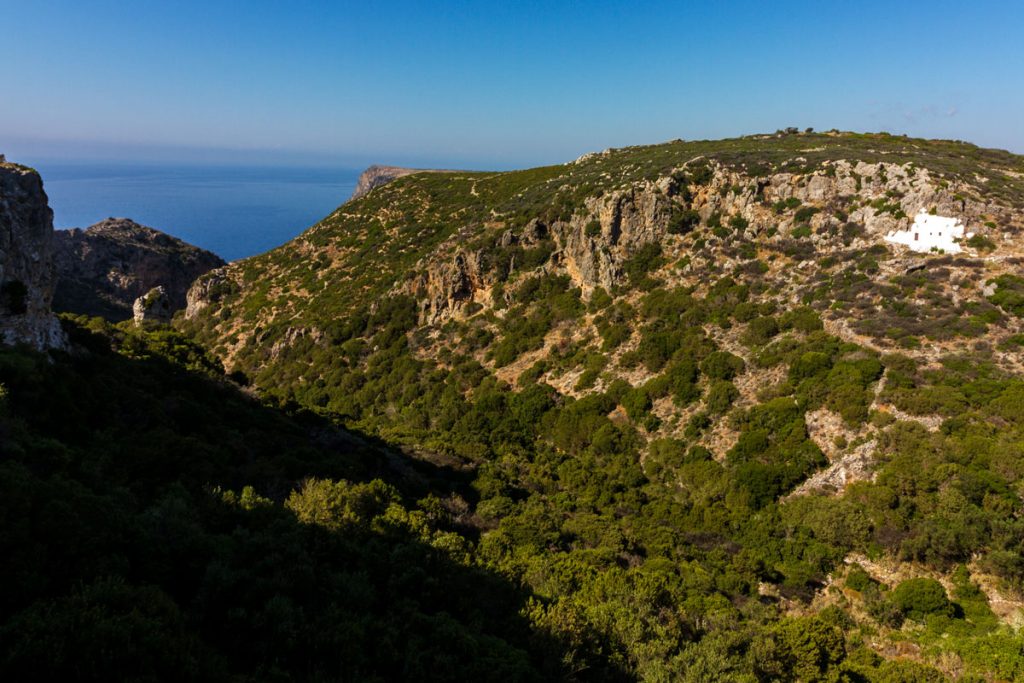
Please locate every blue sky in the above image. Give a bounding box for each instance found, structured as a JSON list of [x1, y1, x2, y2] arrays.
[[2, 0, 1022, 169]]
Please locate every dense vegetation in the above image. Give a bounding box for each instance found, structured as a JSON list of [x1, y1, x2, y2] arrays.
[[9, 132, 1024, 680], [0, 318, 619, 681]]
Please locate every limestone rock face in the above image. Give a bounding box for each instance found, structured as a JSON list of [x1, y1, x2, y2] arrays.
[[553, 183, 674, 292], [410, 251, 485, 324], [0, 160, 66, 350], [53, 218, 224, 321], [133, 285, 172, 325]]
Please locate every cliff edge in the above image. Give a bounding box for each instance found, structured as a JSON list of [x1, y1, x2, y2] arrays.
[[0, 158, 66, 349], [351, 165, 444, 200]]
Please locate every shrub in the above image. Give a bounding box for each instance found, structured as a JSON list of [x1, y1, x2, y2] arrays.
[[988, 274, 1024, 316], [780, 306, 823, 332], [622, 243, 664, 288], [890, 578, 952, 622], [793, 206, 820, 223], [966, 233, 996, 252], [791, 225, 812, 239], [667, 207, 700, 235], [620, 386, 652, 422], [742, 316, 780, 346], [687, 163, 714, 185], [789, 351, 831, 382], [685, 411, 711, 438], [729, 215, 750, 232], [772, 197, 802, 214], [701, 351, 745, 380], [706, 380, 739, 415], [844, 564, 876, 592], [588, 286, 612, 311]]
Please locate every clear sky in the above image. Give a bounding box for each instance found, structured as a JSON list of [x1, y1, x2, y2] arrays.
[[2, 0, 1022, 169]]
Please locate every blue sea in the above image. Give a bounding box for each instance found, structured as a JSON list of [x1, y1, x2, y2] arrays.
[[36, 163, 361, 261]]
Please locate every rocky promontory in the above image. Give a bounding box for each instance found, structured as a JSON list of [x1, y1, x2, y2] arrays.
[[351, 165, 445, 200], [53, 218, 225, 321]]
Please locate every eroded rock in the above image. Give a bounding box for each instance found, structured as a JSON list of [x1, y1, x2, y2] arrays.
[[0, 159, 66, 350], [133, 285, 172, 325]]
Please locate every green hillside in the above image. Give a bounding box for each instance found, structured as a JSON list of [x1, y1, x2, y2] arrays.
[[170, 131, 1024, 679], [7, 131, 1024, 680]]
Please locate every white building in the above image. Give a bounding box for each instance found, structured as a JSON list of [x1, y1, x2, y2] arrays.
[[884, 210, 970, 254]]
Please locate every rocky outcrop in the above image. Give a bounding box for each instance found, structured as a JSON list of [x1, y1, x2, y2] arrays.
[[133, 286, 172, 325], [0, 160, 66, 350], [184, 270, 235, 320], [554, 184, 675, 291], [409, 251, 485, 324], [53, 218, 225, 321]]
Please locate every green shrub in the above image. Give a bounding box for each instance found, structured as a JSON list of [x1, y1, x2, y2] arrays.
[[667, 207, 700, 235], [588, 285, 612, 310], [966, 233, 996, 252], [791, 225, 812, 239], [706, 380, 739, 415], [701, 351, 745, 380], [742, 316, 780, 346], [890, 578, 953, 622], [729, 215, 750, 231], [793, 206, 819, 223], [622, 243, 664, 288], [988, 274, 1024, 316], [844, 564, 877, 592], [779, 306, 823, 332]]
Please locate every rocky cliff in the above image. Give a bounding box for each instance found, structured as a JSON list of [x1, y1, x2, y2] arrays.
[[0, 159, 66, 349], [53, 218, 225, 321]]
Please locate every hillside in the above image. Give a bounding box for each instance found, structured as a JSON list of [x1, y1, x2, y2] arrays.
[[177, 130, 1024, 679], [2, 161, 609, 681], [1, 317, 601, 681]]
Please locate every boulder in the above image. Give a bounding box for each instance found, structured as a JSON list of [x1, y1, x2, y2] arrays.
[[133, 285, 172, 325]]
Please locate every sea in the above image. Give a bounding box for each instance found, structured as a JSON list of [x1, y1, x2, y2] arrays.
[[35, 163, 362, 261]]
